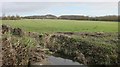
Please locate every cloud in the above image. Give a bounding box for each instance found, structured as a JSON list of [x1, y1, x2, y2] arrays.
[[0, 0, 119, 2], [1, 2, 118, 16], [2, 2, 53, 12]]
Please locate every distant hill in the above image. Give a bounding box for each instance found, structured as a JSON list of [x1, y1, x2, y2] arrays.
[[2, 14, 118, 21], [23, 14, 57, 19]]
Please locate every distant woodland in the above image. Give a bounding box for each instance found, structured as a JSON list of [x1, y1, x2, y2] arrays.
[[2, 14, 119, 21]]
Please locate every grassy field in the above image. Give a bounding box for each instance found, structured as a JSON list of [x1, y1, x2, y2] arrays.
[[1, 19, 119, 65], [2, 19, 118, 33]]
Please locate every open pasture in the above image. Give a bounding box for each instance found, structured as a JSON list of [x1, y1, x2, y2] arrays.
[[2, 19, 118, 33]]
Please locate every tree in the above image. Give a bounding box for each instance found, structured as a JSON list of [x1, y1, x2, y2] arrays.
[[16, 15, 21, 20]]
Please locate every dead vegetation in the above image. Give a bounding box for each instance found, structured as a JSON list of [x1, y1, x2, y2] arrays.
[[1, 24, 119, 66], [46, 33, 118, 65], [1, 25, 46, 66]]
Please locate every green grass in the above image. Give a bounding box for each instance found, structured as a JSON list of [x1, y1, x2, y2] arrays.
[[2, 19, 118, 33]]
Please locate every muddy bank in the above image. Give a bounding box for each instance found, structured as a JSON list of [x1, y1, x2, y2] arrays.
[[1, 24, 119, 66], [1, 25, 46, 66], [46, 34, 118, 65]]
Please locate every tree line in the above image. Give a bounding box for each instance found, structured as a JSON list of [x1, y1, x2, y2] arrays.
[[23, 14, 119, 22], [2, 14, 119, 22], [58, 15, 118, 21], [2, 15, 21, 20]]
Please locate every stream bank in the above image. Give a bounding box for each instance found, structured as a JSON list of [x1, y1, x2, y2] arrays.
[[1, 25, 119, 66]]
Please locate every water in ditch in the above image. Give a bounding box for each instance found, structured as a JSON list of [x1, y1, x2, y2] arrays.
[[47, 56, 82, 65]]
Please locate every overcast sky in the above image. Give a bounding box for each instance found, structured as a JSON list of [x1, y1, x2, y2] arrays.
[[0, 0, 119, 17], [1, 2, 118, 17], [0, 0, 119, 2]]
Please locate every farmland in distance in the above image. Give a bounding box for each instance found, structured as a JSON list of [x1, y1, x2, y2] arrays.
[[2, 19, 118, 33]]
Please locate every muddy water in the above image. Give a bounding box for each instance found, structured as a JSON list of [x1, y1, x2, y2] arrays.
[[47, 56, 82, 65]]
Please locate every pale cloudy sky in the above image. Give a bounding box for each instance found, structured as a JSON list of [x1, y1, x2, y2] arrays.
[[0, 0, 119, 17], [0, 0, 119, 2]]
